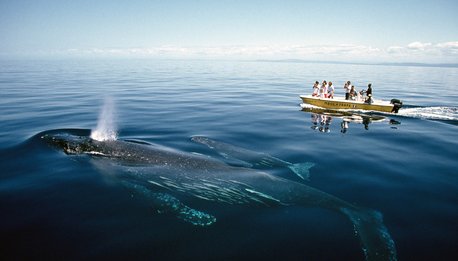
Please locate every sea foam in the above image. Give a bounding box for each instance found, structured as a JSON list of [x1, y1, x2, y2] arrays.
[[397, 106, 458, 121]]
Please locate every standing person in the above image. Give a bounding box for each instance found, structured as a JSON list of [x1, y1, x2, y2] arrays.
[[312, 81, 320, 97], [366, 83, 372, 96], [344, 81, 351, 100], [320, 81, 328, 98], [327, 81, 335, 99], [365, 83, 373, 103]]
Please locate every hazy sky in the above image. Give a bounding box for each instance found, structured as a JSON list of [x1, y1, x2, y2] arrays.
[[1, 0, 457, 62]]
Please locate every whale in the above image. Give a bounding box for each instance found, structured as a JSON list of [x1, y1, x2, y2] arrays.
[[38, 128, 396, 261]]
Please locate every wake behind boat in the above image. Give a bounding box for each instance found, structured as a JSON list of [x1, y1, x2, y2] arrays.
[[300, 95, 403, 113]]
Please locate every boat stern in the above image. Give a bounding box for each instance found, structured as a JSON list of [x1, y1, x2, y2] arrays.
[[390, 99, 403, 113]]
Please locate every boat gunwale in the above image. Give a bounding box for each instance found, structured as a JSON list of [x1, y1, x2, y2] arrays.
[[299, 94, 392, 106], [299, 94, 397, 113]]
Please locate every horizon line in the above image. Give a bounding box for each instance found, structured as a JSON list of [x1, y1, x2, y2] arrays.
[[1, 56, 457, 69], [254, 59, 458, 69]]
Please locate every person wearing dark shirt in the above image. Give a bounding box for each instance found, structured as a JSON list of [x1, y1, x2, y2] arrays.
[[349, 85, 357, 100], [365, 83, 373, 104]]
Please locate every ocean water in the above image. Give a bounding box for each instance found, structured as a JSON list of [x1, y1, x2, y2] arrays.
[[0, 59, 457, 260]]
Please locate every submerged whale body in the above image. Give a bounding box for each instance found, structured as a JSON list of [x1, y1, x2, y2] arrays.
[[38, 129, 397, 261]]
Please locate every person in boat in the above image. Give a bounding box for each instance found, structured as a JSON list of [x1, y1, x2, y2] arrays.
[[357, 89, 364, 101], [349, 85, 357, 100], [319, 81, 328, 98], [360, 83, 373, 104], [327, 81, 335, 99], [344, 81, 351, 100], [365, 83, 373, 103], [312, 81, 320, 97]]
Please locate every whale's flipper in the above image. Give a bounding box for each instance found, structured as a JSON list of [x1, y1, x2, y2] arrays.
[[124, 182, 216, 226], [153, 193, 216, 226], [341, 208, 397, 261], [191, 136, 315, 180], [287, 162, 315, 181]]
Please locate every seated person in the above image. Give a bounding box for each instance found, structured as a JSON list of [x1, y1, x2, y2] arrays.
[[349, 85, 357, 100], [365, 94, 373, 104]]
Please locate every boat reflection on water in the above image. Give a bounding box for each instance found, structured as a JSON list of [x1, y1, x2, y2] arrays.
[[339, 114, 385, 133], [301, 104, 395, 133], [310, 113, 332, 133]]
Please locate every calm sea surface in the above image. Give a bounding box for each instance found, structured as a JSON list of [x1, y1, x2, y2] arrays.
[[0, 59, 457, 260]]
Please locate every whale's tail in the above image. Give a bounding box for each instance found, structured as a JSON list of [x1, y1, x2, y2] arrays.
[[341, 208, 397, 261]]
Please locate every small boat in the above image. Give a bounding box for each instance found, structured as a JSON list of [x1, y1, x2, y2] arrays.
[[299, 95, 403, 113]]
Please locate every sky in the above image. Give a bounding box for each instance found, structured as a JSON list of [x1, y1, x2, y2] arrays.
[[1, 0, 457, 63]]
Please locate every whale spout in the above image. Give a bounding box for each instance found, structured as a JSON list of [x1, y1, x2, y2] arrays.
[[91, 97, 117, 141]]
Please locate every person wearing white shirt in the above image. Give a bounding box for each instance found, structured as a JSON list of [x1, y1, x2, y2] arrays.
[[320, 81, 328, 98], [311, 81, 320, 97], [327, 81, 335, 99], [344, 81, 351, 100]]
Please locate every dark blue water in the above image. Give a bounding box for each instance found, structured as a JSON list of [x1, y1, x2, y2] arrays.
[[1, 59, 457, 260]]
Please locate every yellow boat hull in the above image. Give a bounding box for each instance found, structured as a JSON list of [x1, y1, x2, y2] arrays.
[[300, 95, 395, 113]]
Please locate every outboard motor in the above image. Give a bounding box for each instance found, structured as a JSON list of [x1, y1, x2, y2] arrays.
[[390, 99, 403, 113]]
